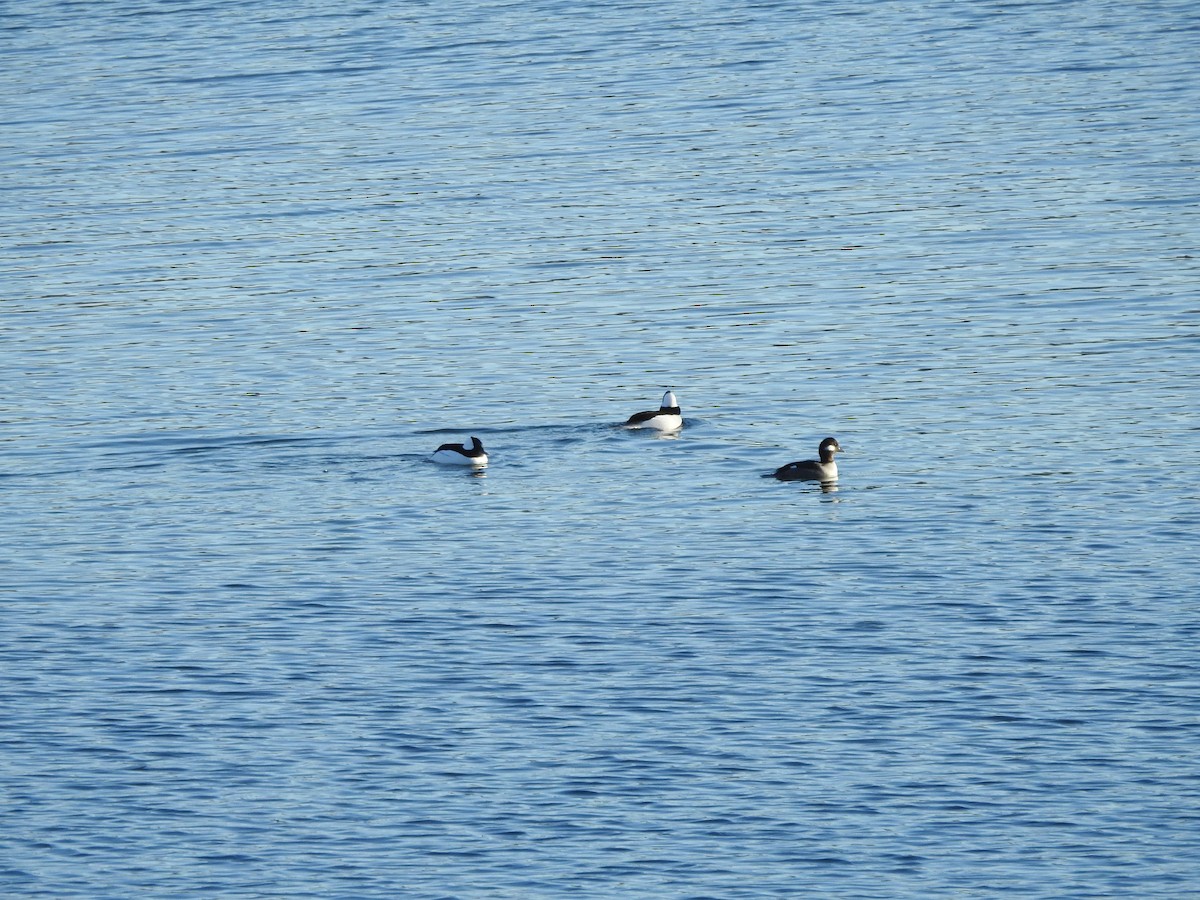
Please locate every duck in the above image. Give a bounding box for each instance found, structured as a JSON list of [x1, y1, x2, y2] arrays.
[[432, 436, 488, 467], [773, 437, 842, 481], [624, 390, 683, 432]]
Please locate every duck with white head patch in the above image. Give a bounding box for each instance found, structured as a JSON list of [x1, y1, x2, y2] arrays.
[[624, 390, 683, 432], [773, 437, 842, 482], [432, 436, 488, 467]]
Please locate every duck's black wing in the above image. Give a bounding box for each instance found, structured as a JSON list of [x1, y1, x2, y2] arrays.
[[772, 461, 819, 481]]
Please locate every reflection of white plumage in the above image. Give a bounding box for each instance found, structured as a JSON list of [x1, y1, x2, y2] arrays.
[[432, 436, 488, 466], [624, 390, 683, 432], [773, 437, 842, 482]]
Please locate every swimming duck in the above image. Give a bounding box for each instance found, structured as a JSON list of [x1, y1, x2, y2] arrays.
[[773, 437, 842, 481], [432, 436, 488, 466], [624, 390, 683, 432]]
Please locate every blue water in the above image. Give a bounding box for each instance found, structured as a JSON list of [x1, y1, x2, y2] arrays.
[[3, 1, 1199, 897]]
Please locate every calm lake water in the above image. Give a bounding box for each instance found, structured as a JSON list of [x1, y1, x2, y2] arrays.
[[3, 0, 1198, 897]]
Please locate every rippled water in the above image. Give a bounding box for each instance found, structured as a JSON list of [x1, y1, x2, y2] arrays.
[[3, 1, 1199, 897]]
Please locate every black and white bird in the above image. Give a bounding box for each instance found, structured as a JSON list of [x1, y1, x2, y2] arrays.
[[432, 436, 488, 467], [624, 390, 683, 432], [773, 437, 842, 482]]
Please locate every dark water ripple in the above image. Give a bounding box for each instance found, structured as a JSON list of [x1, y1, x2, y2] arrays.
[[4, 0, 1199, 897]]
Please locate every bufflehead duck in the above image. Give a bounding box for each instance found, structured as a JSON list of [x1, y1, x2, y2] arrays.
[[432, 436, 488, 466], [624, 390, 683, 432], [773, 437, 842, 482]]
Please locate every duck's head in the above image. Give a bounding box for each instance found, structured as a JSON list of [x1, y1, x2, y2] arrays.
[[819, 437, 842, 460]]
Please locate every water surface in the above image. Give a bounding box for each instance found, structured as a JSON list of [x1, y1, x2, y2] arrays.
[[3, 1, 1198, 897]]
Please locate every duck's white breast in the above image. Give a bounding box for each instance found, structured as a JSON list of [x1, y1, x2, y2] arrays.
[[432, 448, 487, 466], [631, 413, 683, 432]]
